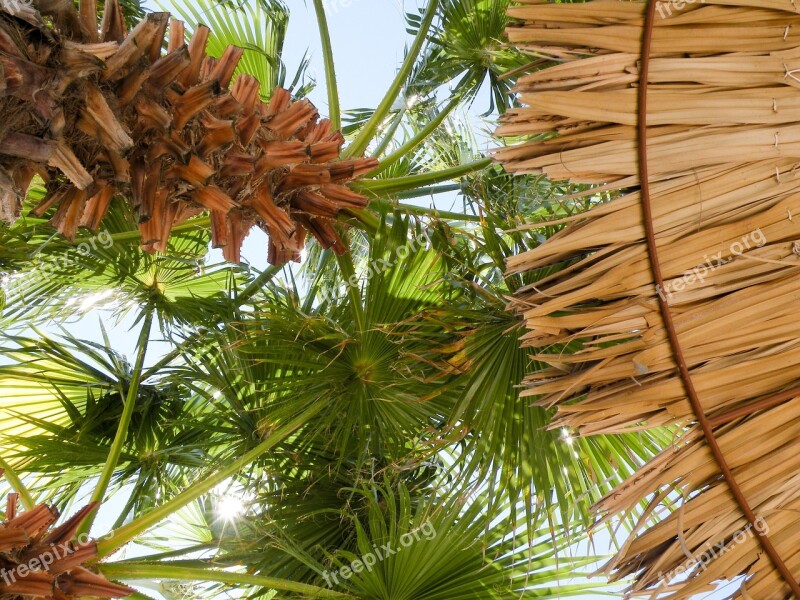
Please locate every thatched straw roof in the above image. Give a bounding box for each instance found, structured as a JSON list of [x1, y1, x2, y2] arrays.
[[497, 0, 800, 597]]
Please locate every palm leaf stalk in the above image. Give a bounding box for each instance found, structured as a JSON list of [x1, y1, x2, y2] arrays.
[[98, 563, 351, 598], [342, 0, 440, 159], [94, 404, 319, 558], [0, 459, 34, 511], [78, 307, 154, 536], [0, 0, 376, 264], [311, 0, 340, 131]]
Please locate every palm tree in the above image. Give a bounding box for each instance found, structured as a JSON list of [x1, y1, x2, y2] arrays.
[[0, 0, 671, 598]]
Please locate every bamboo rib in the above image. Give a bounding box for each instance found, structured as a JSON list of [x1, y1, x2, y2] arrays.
[[499, 1, 800, 597]]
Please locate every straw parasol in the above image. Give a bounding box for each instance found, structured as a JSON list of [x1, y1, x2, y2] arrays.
[[497, 1, 800, 598]]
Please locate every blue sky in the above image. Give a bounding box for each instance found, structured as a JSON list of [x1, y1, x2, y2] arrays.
[[284, 0, 415, 113]]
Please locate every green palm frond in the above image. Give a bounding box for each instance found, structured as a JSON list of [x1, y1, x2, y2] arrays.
[[0, 200, 249, 327], [378, 190, 670, 527], [203, 440, 442, 584], [0, 331, 124, 444], [0, 330, 215, 510], [313, 479, 609, 598], [409, 0, 527, 114]]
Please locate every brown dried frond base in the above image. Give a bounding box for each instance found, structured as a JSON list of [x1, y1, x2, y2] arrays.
[[0, 490, 132, 599], [0, 0, 377, 264]]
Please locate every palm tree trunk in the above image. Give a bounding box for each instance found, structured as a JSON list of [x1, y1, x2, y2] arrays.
[[0, 0, 377, 265]]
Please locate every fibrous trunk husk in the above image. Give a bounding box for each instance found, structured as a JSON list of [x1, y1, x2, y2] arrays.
[[498, 1, 800, 598], [0, 0, 377, 264], [0, 487, 132, 599]]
